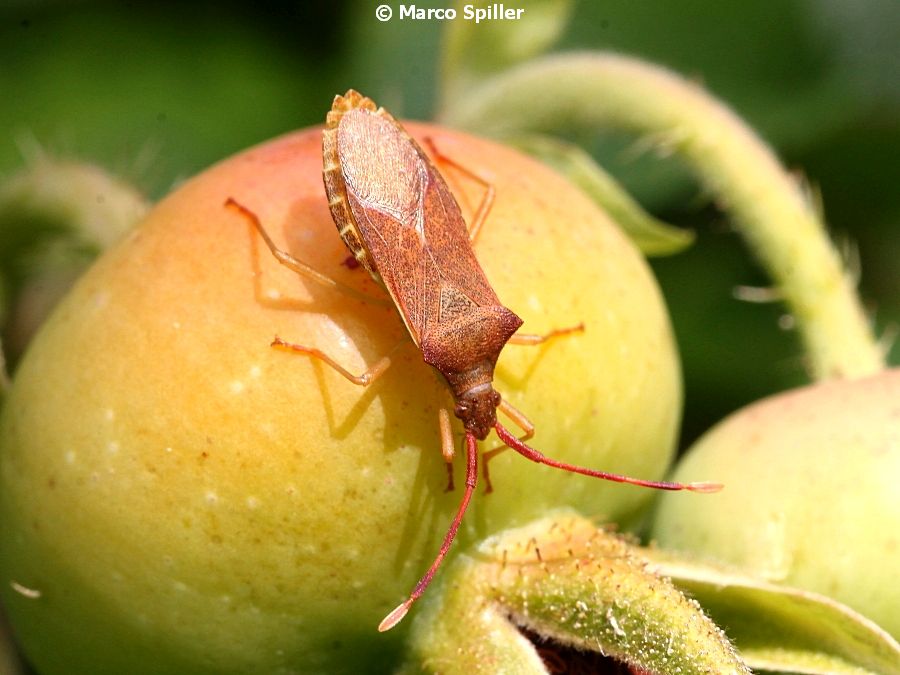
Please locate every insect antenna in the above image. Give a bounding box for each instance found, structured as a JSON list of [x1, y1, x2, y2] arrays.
[[378, 430, 480, 632], [494, 422, 722, 493]]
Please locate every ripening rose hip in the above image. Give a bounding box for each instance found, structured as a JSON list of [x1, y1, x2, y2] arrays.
[[0, 123, 683, 674], [652, 369, 900, 639]]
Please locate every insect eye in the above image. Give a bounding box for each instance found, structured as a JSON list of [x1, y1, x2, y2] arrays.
[[455, 402, 469, 417], [492, 391, 502, 406]]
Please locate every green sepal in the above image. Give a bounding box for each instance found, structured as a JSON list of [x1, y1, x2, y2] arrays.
[[402, 513, 748, 674], [647, 550, 900, 675], [512, 135, 694, 256]]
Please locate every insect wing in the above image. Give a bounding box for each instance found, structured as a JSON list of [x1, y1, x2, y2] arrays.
[[335, 108, 502, 345]]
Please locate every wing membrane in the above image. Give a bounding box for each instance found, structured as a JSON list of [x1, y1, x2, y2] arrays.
[[337, 108, 502, 345]]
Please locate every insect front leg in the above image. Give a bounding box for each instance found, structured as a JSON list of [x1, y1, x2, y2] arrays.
[[438, 408, 455, 492], [481, 398, 535, 493], [224, 198, 388, 306], [271, 337, 392, 386], [421, 137, 495, 245], [508, 322, 585, 345]]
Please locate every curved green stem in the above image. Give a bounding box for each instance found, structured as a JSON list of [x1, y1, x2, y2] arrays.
[[442, 52, 884, 381]]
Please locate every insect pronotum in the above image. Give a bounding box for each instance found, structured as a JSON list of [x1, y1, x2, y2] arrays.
[[225, 89, 720, 632]]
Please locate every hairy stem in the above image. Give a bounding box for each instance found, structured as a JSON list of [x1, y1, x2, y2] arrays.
[[443, 52, 884, 381]]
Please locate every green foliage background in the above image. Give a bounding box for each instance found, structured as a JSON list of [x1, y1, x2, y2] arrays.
[[1, 0, 898, 445]]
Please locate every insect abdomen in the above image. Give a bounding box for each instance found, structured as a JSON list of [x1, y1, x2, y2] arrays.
[[322, 90, 382, 283]]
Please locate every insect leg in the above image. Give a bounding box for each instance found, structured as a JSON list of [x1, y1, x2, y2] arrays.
[[498, 398, 535, 439], [421, 137, 495, 245], [480, 398, 535, 493], [439, 407, 455, 492], [271, 337, 392, 386], [508, 322, 585, 345], [224, 198, 388, 306]]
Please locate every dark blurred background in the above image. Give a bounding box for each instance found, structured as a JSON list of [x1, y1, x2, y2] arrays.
[[1, 0, 897, 448]]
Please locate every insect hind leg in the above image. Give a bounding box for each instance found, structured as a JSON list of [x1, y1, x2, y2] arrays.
[[224, 197, 387, 306], [421, 137, 495, 245], [271, 337, 392, 386], [508, 322, 585, 345], [439, 408, 455, 492]]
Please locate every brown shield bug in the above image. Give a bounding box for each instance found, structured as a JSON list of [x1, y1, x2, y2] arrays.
[[225, 90, 719, 632]]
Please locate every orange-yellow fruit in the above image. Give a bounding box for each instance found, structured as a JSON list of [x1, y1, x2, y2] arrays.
[[0, 124, 683, 674], [653, 369, 900, 639]]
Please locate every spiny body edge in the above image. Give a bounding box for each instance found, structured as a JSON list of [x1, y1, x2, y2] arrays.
[[322, 90, 386, 284]]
